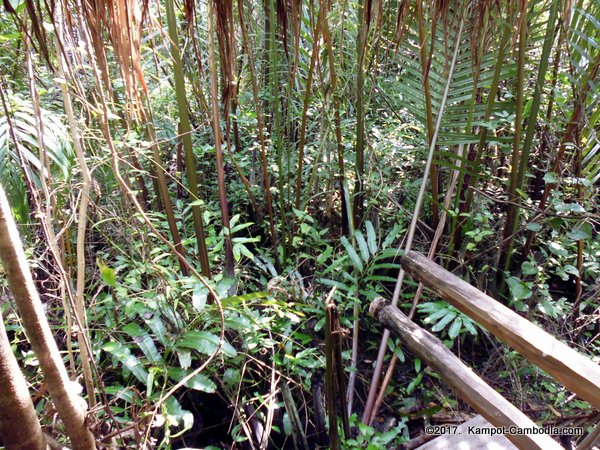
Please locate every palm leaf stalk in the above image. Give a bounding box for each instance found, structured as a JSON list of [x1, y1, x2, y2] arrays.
[[353, 0, 369, 228], [294, 0, 325, 211], [141, 111, 192, 276], [528, 25, 565, 214], [268, 0, 290, 263], [497, 0, 529, 279], [448, 18, 512, 258], [165, 0, 212, 278], [523, 49, 600, 256], [322, 9, 350, 235], [415, 0, 439, 227], [208, 0, 235, 278], [362, 12, 466, 424], [499, 0, 562, 275], [238, 0, 280, 270]]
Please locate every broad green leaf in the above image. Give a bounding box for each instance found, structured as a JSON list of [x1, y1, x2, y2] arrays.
[[364, 275, 398, 283], [221, 291, 271, 307], [521, 261, 539, 275], [192, 286, 208, 312], [548, 242, 568, 257], [432, 311, 457, 332], [317, 246, 333, 264], [370, 263, 401, 271], [543, 172, 558, 183], [97, 260, 116, 287], [406, 372, 423, 395], [142, 313, 169, 348], [102, 341, 148, 383], [355, 231, 371, 263], [462, 319, 478, 336], [177, 351, 191, 370], [365, 220, 378, 255], [168, 368, 216, 393], [341, 236, 363, 271], [163, 397, 193, 430], [318, 278, 350, 291], [448, 318, 463, 339], [122, 322, 161, 364], [382, 223, 404, 249], [567, 224, 592, 241], [177, 331, 237, 358], [506, 277, 533, 300], [563, 265, 579, 277]]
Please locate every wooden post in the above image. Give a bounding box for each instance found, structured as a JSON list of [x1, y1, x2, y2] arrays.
[[400, 251, 600, 410], [369, 299, 564, 450]]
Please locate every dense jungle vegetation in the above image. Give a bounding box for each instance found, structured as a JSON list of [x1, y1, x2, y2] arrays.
[[0, 0, 598, 448]]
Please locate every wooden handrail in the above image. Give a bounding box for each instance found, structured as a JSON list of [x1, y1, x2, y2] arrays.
[[369, 299, 564, 450], [400, 250, 600, 410]]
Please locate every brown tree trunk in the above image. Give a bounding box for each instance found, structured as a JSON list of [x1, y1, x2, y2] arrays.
[[0, 311, 45, 450], [0, 185, 96, 450]]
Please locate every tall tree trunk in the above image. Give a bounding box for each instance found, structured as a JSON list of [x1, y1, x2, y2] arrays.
[[0, 185, 96, 450], [0, 310, 45, 450]]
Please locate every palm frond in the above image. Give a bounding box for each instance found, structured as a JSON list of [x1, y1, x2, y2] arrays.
[[391, 7, 515, 180], [0, 96, 73, 211]]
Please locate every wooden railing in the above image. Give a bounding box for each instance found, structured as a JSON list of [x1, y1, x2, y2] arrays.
[[369, 250, 600, 450]]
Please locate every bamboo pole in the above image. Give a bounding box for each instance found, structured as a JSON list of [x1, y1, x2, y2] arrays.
[[165, 0, 212, 277], [369, 298, 564, 450], [401, 250, 600, 409]]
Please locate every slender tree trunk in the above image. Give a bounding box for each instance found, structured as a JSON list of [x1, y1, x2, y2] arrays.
[[165, 0, 212, 278], [415, 0, 439, 228], [322, 5, 349, 236], [499, 0, 559, 276], [52, 28, 97, 409], [497, 0, 528, 278], [0, 185, 96, 450], [448, 20, 511, 259], [208, 1, 235, 278], [295, 1, 324, 211], [353, 0, 369, 228], [0, 310, 45, 450], [238, 0, 280, 270]]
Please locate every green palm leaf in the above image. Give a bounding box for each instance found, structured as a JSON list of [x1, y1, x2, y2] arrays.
[[0, 96, 73, 214]]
